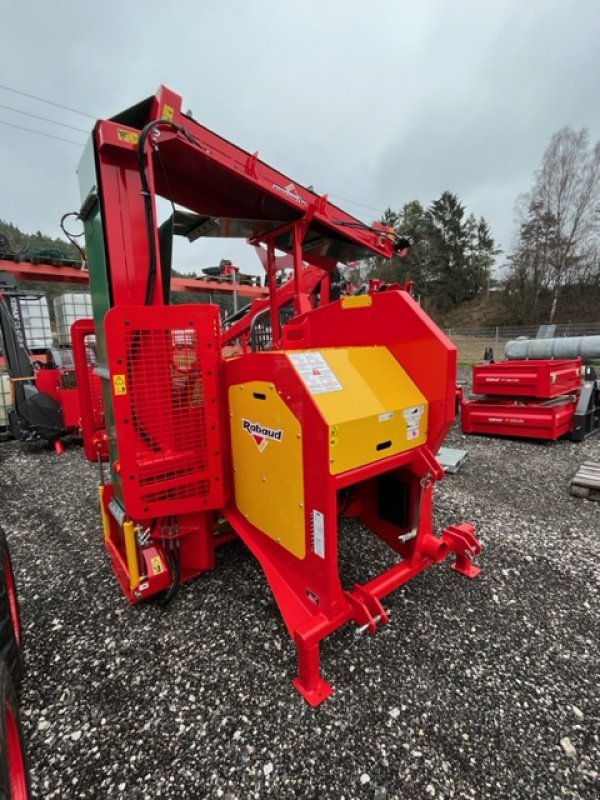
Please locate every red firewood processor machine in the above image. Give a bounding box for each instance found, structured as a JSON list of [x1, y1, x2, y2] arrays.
[[78, 86, 481, 705]]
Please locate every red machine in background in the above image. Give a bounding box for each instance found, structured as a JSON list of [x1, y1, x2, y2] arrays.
[[461, 357, 600, 441], [0, 284, 76, 454], [71, 318, 108, 462], [79, 85, 482, 704]]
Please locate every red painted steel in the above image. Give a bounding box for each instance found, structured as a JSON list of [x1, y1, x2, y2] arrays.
[[71, 319, 108, 462], [461, 396, 577, 439], [0, 259, 267, 297], [472, 358, 582, 399], [35, 368, 80, 430], [104, 304, 225, 519], [86, 86, 481, 703], [221, 300, 477, 703], [279, 290, 458, 455]]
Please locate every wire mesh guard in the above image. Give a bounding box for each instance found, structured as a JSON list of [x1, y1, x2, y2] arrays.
[[250, 305, 294, 351], [105, 305, 224, 518]]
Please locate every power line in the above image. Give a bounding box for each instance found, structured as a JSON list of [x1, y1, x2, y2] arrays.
[[330, 193, 386, 217], [0, 119, 84, 147], [0, 103, 89, 133], [0, 83, 389, 219], [0, 83, 96, 119]]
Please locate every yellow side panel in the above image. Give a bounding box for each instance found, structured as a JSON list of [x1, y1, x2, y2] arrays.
[[228, 381, 305, 559], [288, 347, 428, 475]]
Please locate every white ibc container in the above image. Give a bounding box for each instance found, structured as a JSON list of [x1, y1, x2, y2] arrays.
[[0, 371, 12, 428], [19, 296, 53, 349], [54, 292, 93, 345]]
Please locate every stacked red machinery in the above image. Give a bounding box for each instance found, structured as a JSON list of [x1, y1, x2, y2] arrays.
[[70, 319, 108, 461], [79, 85, 482, 705], [461, 358, 599, 440]]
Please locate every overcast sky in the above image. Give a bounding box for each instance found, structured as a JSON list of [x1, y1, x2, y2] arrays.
[[1, 0, 599, 276]]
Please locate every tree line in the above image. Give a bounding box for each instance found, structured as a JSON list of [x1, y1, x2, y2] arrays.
[[365, 193, 498, 315], [3, 124, 600, 326], [364, 126, 600, 324]]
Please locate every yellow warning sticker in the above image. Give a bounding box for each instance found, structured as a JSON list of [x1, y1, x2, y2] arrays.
[[116, 128, 139, 145], [162, 104, 174, 121], [112, 374, 127, 396], [150, 556, 164, 575]]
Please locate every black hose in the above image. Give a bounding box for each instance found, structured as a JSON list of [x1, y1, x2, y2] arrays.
[[157, 545, 180, 608], [136, 118, 201, 305]]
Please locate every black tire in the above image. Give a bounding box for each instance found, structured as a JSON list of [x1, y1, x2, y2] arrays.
[[0, 661, 31, 799], [0, 529, 23, 690]]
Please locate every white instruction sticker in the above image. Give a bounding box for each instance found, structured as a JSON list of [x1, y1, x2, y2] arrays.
[[311, 509, 325, 558], [403, 404, 425, 441], [289, 352, 343, 395]]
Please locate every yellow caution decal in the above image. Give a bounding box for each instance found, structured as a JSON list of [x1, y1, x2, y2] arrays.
[[116, 128, 139, 145], [150, 556, 164, 575], [112, 374, 127, 396]]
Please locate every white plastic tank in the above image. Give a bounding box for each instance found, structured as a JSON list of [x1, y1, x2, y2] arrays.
[[0, 371, 12, 429], [54, 292, 93, 346], [19, 296, 53, 350]]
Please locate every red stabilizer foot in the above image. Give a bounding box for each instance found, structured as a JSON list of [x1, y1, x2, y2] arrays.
[[53, 439, 65, 456], [441, 523, 482, 580], [451, 559, 481, 579], [292, 677, 333, 707]]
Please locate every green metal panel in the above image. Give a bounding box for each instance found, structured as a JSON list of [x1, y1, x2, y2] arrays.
[[77, 137, 121, 492], [77, 138, 112, 364]]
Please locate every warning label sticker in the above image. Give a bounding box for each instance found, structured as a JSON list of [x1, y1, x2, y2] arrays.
[[403, 404, 425, 440], [150, 556, 164, 575], [112, 374, 127, 396], [311, 509, 325, 558], [116, 128, 139, 145], [289, 352, 343, 395]]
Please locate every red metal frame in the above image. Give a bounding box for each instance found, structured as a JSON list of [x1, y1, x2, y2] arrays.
[[104, 304, 225, 519], [85, 86, 481, 704], [71, 318, 108, 462], [0, 259, 267, 298]]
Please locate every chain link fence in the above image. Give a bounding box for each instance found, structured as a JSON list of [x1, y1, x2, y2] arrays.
[[444, 322, 600, 364]]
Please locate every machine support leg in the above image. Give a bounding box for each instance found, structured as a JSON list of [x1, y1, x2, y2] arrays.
[[441, 523, 482, 579], [53, 439, 65, 456], [292, 638, 333, 707]]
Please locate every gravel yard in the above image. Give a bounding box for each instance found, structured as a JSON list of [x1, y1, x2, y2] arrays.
[[1, 418, 599, 799]]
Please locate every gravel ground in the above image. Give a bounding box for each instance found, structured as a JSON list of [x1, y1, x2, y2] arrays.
[[1, 405, 599, 799]]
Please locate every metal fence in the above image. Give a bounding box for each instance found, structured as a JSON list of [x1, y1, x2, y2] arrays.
[[443, 322, 600, 364]]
